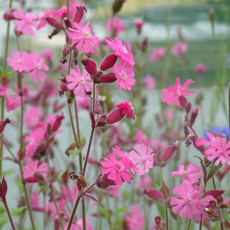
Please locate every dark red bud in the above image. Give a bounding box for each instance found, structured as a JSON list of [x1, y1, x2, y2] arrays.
[[52, 114, 65, 132], [64, 17, 72, 29], [179, 95, 188, 109], [0, 118, 11, 134], [161, 141, 178, 161], [143, 188, 164, 201], [62, 45, 72, 59], [96, 114, 107, 127], [190, 107, 198, 127], [48, 28, 61, 39], [184, 123, 189, 137], [23, 176, 38, 184], [185, 102, 192, 114], [100, 54, 117, 71], [0, 177, 7, 201], [94, 99, 102, 114], [107, 108, 125, 124], [95, 173, 116, 189], [155, 216, 161, 226], [112, 0, 126, 15], [204, 190, 225, 198], [100, 73, 117, 84], [3, 12, 15, 21], [73, 5, 87, 23], [83, 60, 98, 76], [46, 17, 64, 30]]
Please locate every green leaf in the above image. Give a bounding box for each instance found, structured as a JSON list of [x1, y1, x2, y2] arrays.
[[1, 169, 15, 176], [69, 148, 82, 159], [80, 132, 86, 148], [112, 206, 128, 216], [207, 162, 222, 182], [11, 206, 26, 216], [38, 185, 49, 194], [0, 68, 15, 79], [97, 205, 110, 221], [50, 170, 61, 184], [0, 206, 5, 214]]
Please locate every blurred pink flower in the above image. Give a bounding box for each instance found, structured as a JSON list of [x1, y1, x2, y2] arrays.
[[106, 17, 125, 36], [194, 64, 208, 75], [108, 185, 122, 198], [42, 49, 54, 67], [76, 96, 90, 110], [132, 129, 149, 146], [27, 52, 49, 83], [149, 48, 165, 62], [142, 75, 156, 89], [134, 20, 145, 34], [172, 164, 202, 184], [13, 8, 38, 35], [117, 100, 136, 119], [68, 22, 99, 54], [129, 143, 154, 175], [7, 51, 29, 72], [105, 37, 135, 66], [24, 106, 41, 130], [161, 77, 195, 106], [125, 205, 145, 230], [36, 6, 54, 30], [137, 174, 152, 190], [52, 7, 74, 19], [205, 137, 230, 165], [149, 139, 167, 153], [66, 65, 92, 97], [113, 60, 135, 91], [23, 160, 48, 184], [30, 191, 44, 211], [164, 110, 173, 123], [64, 218, 93, 230], [170, 181, 213, 220], [171, 42, 188, 56]]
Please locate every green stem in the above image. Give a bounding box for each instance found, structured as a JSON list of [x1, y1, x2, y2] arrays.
[[229, 80, 230, 141], [199, 215, 203, 230], [68, 104, 79, 148], [3, 199, 16, 230], [186, 219, 192, 230], [106, 191, 112, 230]]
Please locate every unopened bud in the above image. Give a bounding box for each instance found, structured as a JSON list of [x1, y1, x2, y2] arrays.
[[142, 188, 164, 201], [185, 102, 192, 114], [0, 118, 11, 134], [3, 12, 15, 21], [0, 177, 7, 201], [64, 17, 72, 29], [209, 9, 216, 21], [48, 28, 61, 39], [179, 95, 188, 109], [95, 173, 116, 189], [107, 108, 125, 124], [100, 73, 117, 84], [73, 5, 87, 23], [161, 141, 178, 162], [204, 190, 225, 198], [100, 54, 117, 71], [46, 17, 64, 30], [134, 20, 145, 35], [184, 123, 189, 137], [59, 84, 68, 97], [141, 36, 148, 52], [190, 107, 198, 127], [96, 114, 107, 127], [112, 0, 126, 15], [52, 114, 64, 132], [61, 45, 72, 59], [155, 216, 161, 226], [83, 59, 98, 76]]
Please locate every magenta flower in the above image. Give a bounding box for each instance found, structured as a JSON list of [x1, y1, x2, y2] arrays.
[[134, 20, 145, 34], [194, 64, 208, 75], [24, 106, 41, 130], [106, 17, 125, 36], [205, 137, 230, 165], [117, 100, 136, 119], [36, 6, 54, 30], [64, 218, 93, 230], [149, 47, 165, 62], [171, 42, 188, 56], [170, 181, 213, 220], [13, 8, 38, 36], [113, 60, 135, 91], [142, 75, 156, 90], [100, 153, 132, 186], [137, 174, 152, 190], [125, 205, 145, 230], [7, 51, 29, 72], [129, 143, 154, 175], [66, 65, 92, 97], [105, 37, 135, 66], [27, 53, 49, 83], [68, 22, 99, 54], [172, 164, 202, 184], [30, 191, 44, 211], [108, 185, 122, 198], [23, 160, 48, 184], [77, 96, 90, 110], [161, 77, 195, 106]]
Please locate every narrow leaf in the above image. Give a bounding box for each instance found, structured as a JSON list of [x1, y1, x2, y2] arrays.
[[38, 185, 49, 194], [97, 205, 110, 221], [207, 162, 222, 181], [69, 148, 82, 159], [50, 170, 61, 184], [112, 206, 128, 216]]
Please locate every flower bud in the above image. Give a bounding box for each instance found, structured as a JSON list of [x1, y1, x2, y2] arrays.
[[96, 114, 107, 127], [107, 108, 125, 124], [209, 9, 216, 21], [204, 190, 225, 198], [190, 107, 198, 127], [185, 102, 192, 114], [141, 36, 148, 52], [3, 12, 15, 21], [48, 28, 61, 39], [179, 95, 188, 109], [100, 73, 117, 84], [160, 141, 179, 162], [64, 17, 72, 29], [112, 0, 126, 15], [61, 45, 72, 63], [46, 17, 64, 30], [59, 84, 68, 97], [0, 118, 11, 134], [155, 216, 161, 226], [83, 59, 98, 76], [0, 177, 7, 201], [134, 20, 145, 35], [52, 114, 64, 132], [143, 188, 164, 201], [95, 173, 116, 189], [73, 5, 87, 23], [100, 54, 117, 71]]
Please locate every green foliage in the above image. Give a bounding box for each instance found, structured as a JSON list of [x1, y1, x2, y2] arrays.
[[69, 148, 83, 159]]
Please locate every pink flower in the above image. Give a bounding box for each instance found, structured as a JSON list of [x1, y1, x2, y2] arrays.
[[76, 96, 90, 110], [68, 22, 99, 54], [142, 75, 156, 89], [170, 181, 213, 220], [6, 51, 29, 72], [106, 17, 125, 36], [132, 129, 149, 146], [13, 8, 38, 36], [125, 205, 145, 230], [171, 42, 188, 56], [129, 143, 155, 175], [30, 191, 44, 211], [117, 100, 136, 119], [164, 110, 173, 123], [205, 137, 230, 165], [194, 64, 208, 75], [149, 48, 165, 62], [172, 164, 202, 184], [52, 7, 74, 19], [161, 77, 195, 106], [105, 37, 135, 66], [23, 160, 48, 184], [24, 106, 41, 130], [64, 218, 93, 230], [113, 60, 135, 91], [134, 20, 145, 34], [137, 174, 152, 190], [66, 65, 92, 97], [100, 153, 132, 186], [108, 185, 122, 198], [36, 6, 54, 30], [27, 53, 49, 83]]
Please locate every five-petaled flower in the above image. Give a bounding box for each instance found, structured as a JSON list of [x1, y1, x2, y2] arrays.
[[117, 100, 136, 120]]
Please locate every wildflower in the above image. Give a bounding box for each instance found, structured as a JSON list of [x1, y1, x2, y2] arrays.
[[105, 37, 135, 66], [132, 130, 149, 146], [194, 64, 208, 75], [77, 96, 90, 110], [171, 42, 188, 56], [143, 188, 164, 201], [137, 175, 152, 190], [170, 180, 213, 220], [68, 22, 99, 54], [30, 191, 44, 211], [0, 118, 11, 134], [64, 218, 93, 230], [117, 100, 136, 119], [66, 65, 92, 97], [106, 17, 125, 37], [0, 178, 7, 202], [113, 60, 135, 91], [149, 48, 165, 62], [205, 137, 230, 165], [172, 163, 202, 184], [36, 6, 54, 30], [125, 205, 145, 230], [142, 75, 156, 89], [24, 106, 41, 130], [6, 51, 29, 72], [134, 20, 145, 34], [23, 160, 48, 184], [108, 185, 122, 198], [13, 8, 38, 36], [161, 77, 195, 106], [129, 143, 155, 175], [42, 49, 54, 67]]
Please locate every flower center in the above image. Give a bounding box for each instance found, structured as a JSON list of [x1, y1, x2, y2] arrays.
[[80, 77, 85, 84], [120, 71, 127, 80], [176, 89, 181, 96], [17, 59, 22, 64], [120, 45, 128, 54], [83, 30, 91, 38], [115, 162, 124, 171], [186, 198, 192, 203], [219, 150, 223, 155], [37, 63, 41, 70], [182, 171, 186, 176]]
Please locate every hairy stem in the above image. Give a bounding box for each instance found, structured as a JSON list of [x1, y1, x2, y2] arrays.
[[3, 200, 16, 230]]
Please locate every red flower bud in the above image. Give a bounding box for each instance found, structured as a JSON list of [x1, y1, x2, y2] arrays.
[[0, 118, 11, 134], [48, 28, 61, 39], [95, 173, 116, 189], [100, 73, 117, 84], [161, 141, 179, 161], [59, 84, 68, 97], [23, 176, 38, 184], [204, 190, 225, 198], [185, 102, 192, 114], [83, 59, 98, 76], [143, 188, 164, 201], [3, 12, 15, 21], [107, 108, 125, 124], [73, 5, 87, 23], [190, 107, 198, 127], [0, 177, 7, 201], [62, 45, 72, 59], [179, 95, 188, 109], [155, 216, 161, 226], [96, 114, 107, 127], [100, 54, 117, 71], [52, 114, 65, 132], [64, 17, 72, 29], [46, 17, 64, 30]]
